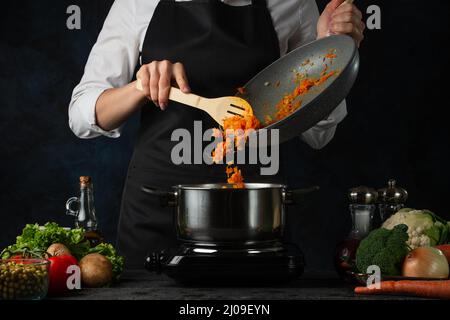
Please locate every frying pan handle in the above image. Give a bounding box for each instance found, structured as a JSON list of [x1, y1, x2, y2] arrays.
[[283, 186, 320, 205], [141, 186, 178, 207]]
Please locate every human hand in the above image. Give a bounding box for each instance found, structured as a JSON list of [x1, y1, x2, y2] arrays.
[[136, 60, 191, 110]]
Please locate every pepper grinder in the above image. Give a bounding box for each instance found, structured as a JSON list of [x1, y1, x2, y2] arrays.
[[378, 179, 408, 223]]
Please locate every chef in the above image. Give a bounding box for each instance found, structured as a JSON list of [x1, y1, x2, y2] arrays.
[[69, 0, 365, 269]]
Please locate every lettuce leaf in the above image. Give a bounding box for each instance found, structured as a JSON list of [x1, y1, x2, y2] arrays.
[[1, 223, 91, 260], [1, 223, 124, 280]]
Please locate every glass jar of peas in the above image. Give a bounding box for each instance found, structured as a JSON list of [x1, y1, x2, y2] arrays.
[[0, 259, 50, 300]]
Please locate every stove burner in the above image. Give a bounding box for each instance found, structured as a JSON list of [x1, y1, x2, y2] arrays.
[[145, 242, 305, 285]]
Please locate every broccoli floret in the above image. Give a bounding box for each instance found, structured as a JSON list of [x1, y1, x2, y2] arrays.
[[356, 224, 410, 276]]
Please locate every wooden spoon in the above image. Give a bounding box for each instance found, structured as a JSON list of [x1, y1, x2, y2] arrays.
[[136, 79, 249, 125]]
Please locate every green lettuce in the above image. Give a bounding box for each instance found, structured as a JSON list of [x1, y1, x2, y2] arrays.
[[1, 222, 90, 260], [1, 222, 124, 280]]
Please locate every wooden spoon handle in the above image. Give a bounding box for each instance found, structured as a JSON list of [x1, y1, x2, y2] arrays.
[[169, 87, 203, 108], [136, 79, 204, 109]]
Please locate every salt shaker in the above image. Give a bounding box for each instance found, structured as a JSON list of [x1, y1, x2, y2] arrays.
[[348, 186, 378, 238], [334, 186, 378, 280]]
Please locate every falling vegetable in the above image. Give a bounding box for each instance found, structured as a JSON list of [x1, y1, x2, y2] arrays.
[[226, 166, 244, 188], [215, 49, 339, 187], [237, 87, 247, 95], [354, 280, 450, 299], [213, 102, 260, 188]]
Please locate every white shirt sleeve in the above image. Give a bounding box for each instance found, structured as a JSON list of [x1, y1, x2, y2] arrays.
[[68, 0, 140, 139], [287, 0, 348, 150]]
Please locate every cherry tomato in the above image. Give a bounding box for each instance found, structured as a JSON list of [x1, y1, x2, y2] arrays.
[[9, 255, 34, 264]]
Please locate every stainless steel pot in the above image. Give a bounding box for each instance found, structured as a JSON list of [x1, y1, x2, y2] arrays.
[[142, 183, 319, 247]]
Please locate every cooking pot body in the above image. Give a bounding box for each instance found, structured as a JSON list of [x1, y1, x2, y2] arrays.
[[175, 184, 286, 246]]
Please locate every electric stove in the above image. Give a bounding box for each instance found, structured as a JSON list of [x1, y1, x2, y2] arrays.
[[145, 242, 304, 285]]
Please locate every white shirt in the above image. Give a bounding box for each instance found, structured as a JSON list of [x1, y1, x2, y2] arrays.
[[69, 0, 347, 150]]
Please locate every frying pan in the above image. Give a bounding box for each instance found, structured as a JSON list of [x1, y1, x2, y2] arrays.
[[238, 35, 359, 144]]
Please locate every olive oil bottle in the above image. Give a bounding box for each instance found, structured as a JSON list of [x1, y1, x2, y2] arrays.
[[66, 176, 105, 247]]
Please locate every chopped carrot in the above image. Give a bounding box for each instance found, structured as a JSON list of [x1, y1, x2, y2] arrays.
[[354, 280, 450, 299], [215, 50, 338, 187], [272, 70, 337, 121], [237, 87, 247, 95], [321, 64, 329, 76], [264, 115, 274, 126], [301, 59, 310, 66], [222, 114, 261, 132], [226, 166, 244, 188], [325, 49, 337, 60], [212, 101, 260, 187]]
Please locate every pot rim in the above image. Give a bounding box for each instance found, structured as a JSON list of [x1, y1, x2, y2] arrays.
[[172, 183, 287, 190]]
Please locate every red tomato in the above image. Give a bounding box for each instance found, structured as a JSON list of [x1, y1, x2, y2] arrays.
[[9, 255, 34, 264], [10, 254, 25, 260], [47, 255, 78, 296]]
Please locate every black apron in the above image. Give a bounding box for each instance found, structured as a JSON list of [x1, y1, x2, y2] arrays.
[[117, 0, 281, 269]]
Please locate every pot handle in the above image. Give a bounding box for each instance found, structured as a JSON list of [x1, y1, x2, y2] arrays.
[[141, 186, 178, 207], [283, 186, 320, 205]]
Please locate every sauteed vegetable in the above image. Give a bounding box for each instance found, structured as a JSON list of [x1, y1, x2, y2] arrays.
[[214, 50, 339, 187]]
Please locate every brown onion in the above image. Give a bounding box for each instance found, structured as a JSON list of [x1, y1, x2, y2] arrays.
[[47, 243, 71, 257], [403, 247, 449, 279]]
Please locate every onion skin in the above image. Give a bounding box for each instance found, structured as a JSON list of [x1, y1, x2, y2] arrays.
[[47, 243, 71, 257], [402, 247, 449, 279], [79, 253, 113, 287]]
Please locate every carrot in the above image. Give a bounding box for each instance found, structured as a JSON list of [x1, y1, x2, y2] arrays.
[[435, 245, 450, 264], [237, 87, 247, 95], [355, 280, 450, 299], [226, 166, 244, 188]]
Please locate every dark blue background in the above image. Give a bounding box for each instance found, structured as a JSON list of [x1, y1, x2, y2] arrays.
[[1, 0, 449, 272]]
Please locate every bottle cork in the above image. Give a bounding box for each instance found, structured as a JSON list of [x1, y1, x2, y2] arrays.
[[79, 176, 92, 188]]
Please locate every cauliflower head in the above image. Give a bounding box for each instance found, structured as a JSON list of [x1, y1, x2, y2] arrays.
[[382, 208, 449, 249]]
